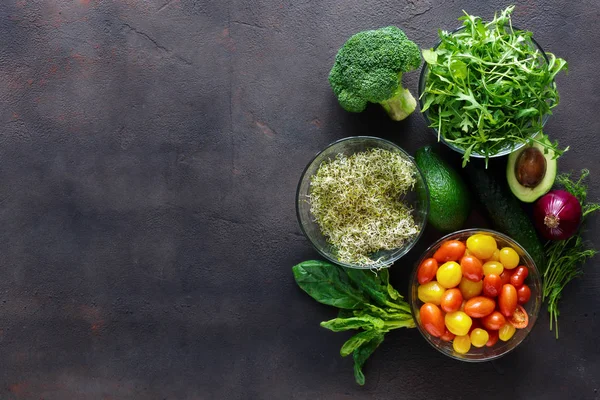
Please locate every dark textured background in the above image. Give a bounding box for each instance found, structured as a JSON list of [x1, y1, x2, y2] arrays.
[[0, 0, 599, 399]]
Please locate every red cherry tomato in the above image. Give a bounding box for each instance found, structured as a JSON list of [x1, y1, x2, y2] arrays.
[[517, 284, 531, 304], [464, 296, 496, 318], [469, 318, 482, 333], [482, 311, 506, 330], [460, 255, 484, 282], [440, 329, 456, 342], [510, 266, 529, 288], [486, 330, 499, 347], [508, 305, 529, 329], [483, 274, 502, 297], [441, 288, 463, 313], [433, 240, 466, 263], [417, 258, 439, 284], [499, 284, 518, 317], [420, 303, 445, 337], [499, 270, 513, 286]]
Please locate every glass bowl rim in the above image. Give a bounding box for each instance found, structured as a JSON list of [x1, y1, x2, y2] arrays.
[[417, 25, 553, 159], [295, 135, 430, 269], [408, 227, 542, 362]]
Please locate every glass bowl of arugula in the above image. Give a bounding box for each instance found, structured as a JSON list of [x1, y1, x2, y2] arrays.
[[409, 228, 542, 362], [296, 136, 429, 269], [418, 6, 567, 166]]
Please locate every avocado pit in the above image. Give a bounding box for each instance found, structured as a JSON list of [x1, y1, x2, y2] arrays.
[[515, 147, 547, 188]]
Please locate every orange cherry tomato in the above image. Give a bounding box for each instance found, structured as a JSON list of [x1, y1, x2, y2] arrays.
[[481, 311, 506, 330], [499, 269, 513, 286], [460, 255, 484, 282], [499, 284, 518, 317], [464, 296, 496, 318], [441, 288, 463, 313], [486, 330, 499, 347], [510, 266, 529, 288], [417, 258, 439, 284], [517, 284, 531, 304], [508, 305, 529, 329], [419, 303, 445, 337], [440, 329, 456, 342], [433, 240, 466, 263], [482, 274, 502, 298]]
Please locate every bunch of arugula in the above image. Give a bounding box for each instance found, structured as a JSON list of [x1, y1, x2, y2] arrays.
[[420, 6, 568, 166], [292, 260, 414, 385], [542, 170, 600, 338]]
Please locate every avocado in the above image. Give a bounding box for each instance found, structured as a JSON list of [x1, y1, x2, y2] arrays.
[[506, 134, 557, 203], [415, 146, 471, 232]]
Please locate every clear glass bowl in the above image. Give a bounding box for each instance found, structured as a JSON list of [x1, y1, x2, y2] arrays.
[[409, 228, 542, 361], [296, 136, 429, 269], [418, 26, 552, 159]]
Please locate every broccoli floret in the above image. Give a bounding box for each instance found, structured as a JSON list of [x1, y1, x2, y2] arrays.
[[328, 26, 421, 121]]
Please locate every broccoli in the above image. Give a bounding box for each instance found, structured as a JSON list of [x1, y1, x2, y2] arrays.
[[328, 26, 422, 121]]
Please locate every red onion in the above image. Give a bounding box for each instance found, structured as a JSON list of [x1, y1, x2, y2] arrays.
[[534, 190, 582, 240]]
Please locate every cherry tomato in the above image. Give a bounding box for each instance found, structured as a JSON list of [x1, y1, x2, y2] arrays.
[[483, 274, 502, 297], [440, 329, 456, 342], [499, 247, 520, 270], [466, 234, 497, 260], [499, 284, 518, 317], [418, 281, 446, 305], [417, 258, 439, 284], [510, 266, 529, 288], [508, 305, 529, 329], [441, 288, 463, 313], [486, 330, 499, 347], [445, 311, 472, 336], [464, 296, 496, 318], [468, 317, 482, 333], [499, 269, 513, 286], [420, 303, 445, 337], [463, 249, 473, 257], [517, 284, 531, 304], [481, 311, 506, 330], [459, 277, 483, 300], [436, 261, 462, 288], [453, 335, 471, 354], [460, 255, 483, 282], [482, 261, 504, 277], [499, 323, 516, 341], [470, 328, 489, 348], [485, 249, 501, 262], [433, 240, 466, 263]]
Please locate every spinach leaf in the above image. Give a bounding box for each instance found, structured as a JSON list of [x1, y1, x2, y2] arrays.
[[292, 260, 369, 309], [353, 333, 385, 386], [378, 269, 400, 301], [340, 330, 380, 357], [320, 315, 384, 332]]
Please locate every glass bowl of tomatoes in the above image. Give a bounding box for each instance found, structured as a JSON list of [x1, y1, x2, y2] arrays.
[[409, 228, 542, 361]]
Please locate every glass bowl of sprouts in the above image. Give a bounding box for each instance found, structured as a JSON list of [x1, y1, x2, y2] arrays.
[[296, 136, 429, 269]]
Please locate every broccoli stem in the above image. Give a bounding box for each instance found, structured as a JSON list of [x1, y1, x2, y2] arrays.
[[379, 87, 417, 121]]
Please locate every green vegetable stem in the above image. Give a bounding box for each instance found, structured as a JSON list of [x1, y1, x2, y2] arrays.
[[542, 170, 600, 338], [292, 260, 414, 385]]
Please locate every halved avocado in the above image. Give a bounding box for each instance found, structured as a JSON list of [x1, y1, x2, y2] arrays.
[[507, 134, 557, 203]]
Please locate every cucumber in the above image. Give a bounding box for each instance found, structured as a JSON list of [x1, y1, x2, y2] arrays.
[[466, 165, 546, 271]]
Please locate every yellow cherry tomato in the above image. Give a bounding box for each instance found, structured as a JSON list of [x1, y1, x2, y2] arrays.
[[445, 311, 472, 336], [485, 249, 501, 262], [453, 335, 471, 354], [466, 234, 497, 260], [436, 261, 463, 288], [470, 328, 490, 348], [483, 261, 504, 277], [499, 247, 520, 270], [499, 323, 516, 341], [459, 277, 483, 300], [418, 281, 446, 305]]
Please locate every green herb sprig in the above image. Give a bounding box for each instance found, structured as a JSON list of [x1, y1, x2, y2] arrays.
[[542, 170, 600, 338], [292, 260, 414, 385], [421, 6, 568, 166]]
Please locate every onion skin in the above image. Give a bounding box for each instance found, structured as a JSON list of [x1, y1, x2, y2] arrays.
[[534, 190, 582, 240]]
